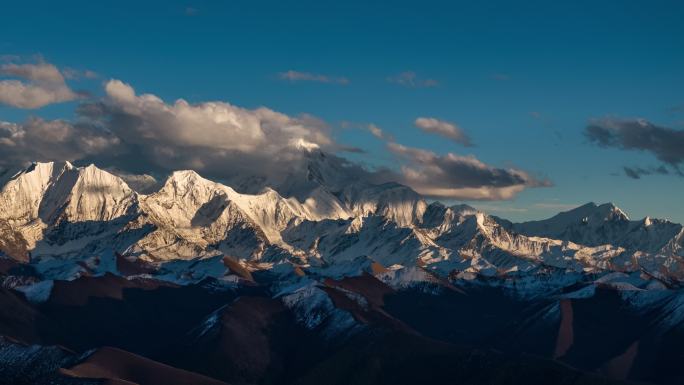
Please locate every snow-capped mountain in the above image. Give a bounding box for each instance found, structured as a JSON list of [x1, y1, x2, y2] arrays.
[[0, 160, 683, 286]]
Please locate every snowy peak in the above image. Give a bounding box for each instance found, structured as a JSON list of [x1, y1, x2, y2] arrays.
[[0, 162, 139, 250], [161, 170, 216, 194], [142, 170, 236, 229], [0, 161, 72, 222], [339, 182, 427, 227], [0, 161, 136, 224], [53, 164, 137, 223], [513, 202, 681, 253], [142, 168, 345, 247], [588, 202, 630, 222]]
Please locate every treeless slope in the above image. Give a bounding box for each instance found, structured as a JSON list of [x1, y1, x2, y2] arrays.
[[176, 295, 315, 384], [323, 273, 394, 307], [61, 347, 228, 385], [0, 288, 44, 343], [47, 273, 172, 306], [320, 273, 417, 333]]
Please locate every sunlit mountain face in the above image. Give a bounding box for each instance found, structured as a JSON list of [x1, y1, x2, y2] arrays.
[[1, 1, 684, 384]]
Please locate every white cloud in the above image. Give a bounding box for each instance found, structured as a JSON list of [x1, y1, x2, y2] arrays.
[[414, 117, 472, 146], [0, 61, 80, 108], [102, 79, 333, 154], [367, 123, 391, 140]]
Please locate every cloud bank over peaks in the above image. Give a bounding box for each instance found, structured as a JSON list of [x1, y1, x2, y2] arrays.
[[0, 77, 548, 202], [72, 79, 344, 187], [0, 118, 118, 167]]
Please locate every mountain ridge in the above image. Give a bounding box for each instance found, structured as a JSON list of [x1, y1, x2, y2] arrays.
[[0, 161, 682, 286]]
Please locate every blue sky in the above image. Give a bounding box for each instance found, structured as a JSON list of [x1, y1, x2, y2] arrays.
[[1, 0, 683, 222]]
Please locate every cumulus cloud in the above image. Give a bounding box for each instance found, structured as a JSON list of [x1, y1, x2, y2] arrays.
[[414, 117, 473, 146], [71, 79, 348, 193], [386, 71, 438, 88], [279, 70, 349, 85], [101, 79, 332, 153], [585, 118, 684, 169], [386, 141, 549, 200], [0, 118, 119, 167], [0, 61, 80, 108]]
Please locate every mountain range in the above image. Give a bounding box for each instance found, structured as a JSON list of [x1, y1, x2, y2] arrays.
[[1, 157, 684, 384]]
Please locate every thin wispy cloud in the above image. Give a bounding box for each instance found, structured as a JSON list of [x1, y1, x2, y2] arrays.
[[62, 67, 98, 80], [531, 202, 581, 211], [414, 117, 473, 147], [386, 71, 438, 88], [623, 165, 671, 179], [279, 70, 349, 85]]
